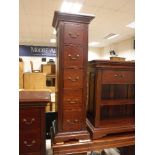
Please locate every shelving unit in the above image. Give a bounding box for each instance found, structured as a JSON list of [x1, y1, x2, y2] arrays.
[[87, 60, 135, 139]]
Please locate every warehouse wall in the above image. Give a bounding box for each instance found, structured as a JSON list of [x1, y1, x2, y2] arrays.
[[20, 57, 56, 72], [101, 37, 135, 60], [88, 47, 102, 60], [20, 38, 135, 72]]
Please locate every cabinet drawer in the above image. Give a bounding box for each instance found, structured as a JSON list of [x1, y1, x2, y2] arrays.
[[20, 108, 40, 131], [64, 45, 84, 67], [63, 111, 82, 131], [102, 70, 135, 84], [20, 131, 41, 154], [63, 89, 83, 109], [64, 69, 83, 88], [64, 23, 84, 44]]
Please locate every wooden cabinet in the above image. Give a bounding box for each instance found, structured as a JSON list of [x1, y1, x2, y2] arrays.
[[19, 91, 51, 155], [52, 11, 94, 143], [41, 64, 55, 75], [87, 60, 135, 139]]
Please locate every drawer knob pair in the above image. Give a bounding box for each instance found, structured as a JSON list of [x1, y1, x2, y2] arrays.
[[24, 140, 36, 147], [67, 99, 79, 104], [68, 54, 80, 60], [114, 74, 124, 78], [23, 118, 35, 125], [68, 76, 79, 82], [69, 33, 79, 38]]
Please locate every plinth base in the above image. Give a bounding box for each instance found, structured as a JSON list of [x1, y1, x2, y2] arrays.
[[86, 119, 135, 140], [53, 130, 90, 144]]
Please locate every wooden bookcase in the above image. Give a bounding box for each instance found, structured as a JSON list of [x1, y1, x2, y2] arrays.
[[87, 60, 135, 139]]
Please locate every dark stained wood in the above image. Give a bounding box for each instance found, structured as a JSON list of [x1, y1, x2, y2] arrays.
[[52, 11, 94, 143], [87, 60, 135, 139], [19, 91, 51, 155], [52, 132, 135, 155], [19, 91, 51, 103]]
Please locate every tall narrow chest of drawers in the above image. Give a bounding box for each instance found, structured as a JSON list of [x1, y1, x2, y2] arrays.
[[52, 11, 94, 143], [19, 91, 51, 155]]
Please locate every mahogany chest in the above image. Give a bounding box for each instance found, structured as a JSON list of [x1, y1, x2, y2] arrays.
[[52, 11, 94, 143], [19, 91, 51, 155]]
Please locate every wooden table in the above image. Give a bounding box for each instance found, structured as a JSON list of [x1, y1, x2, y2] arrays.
[[52, 132, 134, 155]]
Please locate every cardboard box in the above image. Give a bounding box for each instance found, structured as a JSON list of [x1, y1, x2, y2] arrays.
[[23, 72, 46, 89], [41, 64, 55, 74], [110, 56, 126, 61]]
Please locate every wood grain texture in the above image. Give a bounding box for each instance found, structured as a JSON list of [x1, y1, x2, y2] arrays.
[[52, 132, 135, 155], [19, 91, 51, 155], [87, 60, 135, 139], [52, 11, 94, 143]]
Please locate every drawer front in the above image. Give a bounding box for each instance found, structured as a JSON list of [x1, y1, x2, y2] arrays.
[[102, 70, 135, 84], [64, 23, 84, 44], [63, 89, 83, 110], [20, 131, 41, 154], [20, 152, 41, 155], [20, 108, 40, 131], [63, 111, 82, 131], [64, 69, 83, 88], [64, 45, 84, 67]]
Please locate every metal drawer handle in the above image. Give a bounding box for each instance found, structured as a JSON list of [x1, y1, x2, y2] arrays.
[[68, 54, 80, 60], [69, 33, 79, 38], [23, 118, 35, 125], [67, 99, 79, 104], [114, 74, 124, 78], [67, 119, 79, 124], [68, 76, 79, 82], [24, 140, 36, 147]]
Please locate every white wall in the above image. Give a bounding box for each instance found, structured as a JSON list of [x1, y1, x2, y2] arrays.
[[21, 38, 134, 72], [20, 57, 56, 72], [101, 37, 135, 61], [88, 47, 102, 61], [21, 47, 102, 72]]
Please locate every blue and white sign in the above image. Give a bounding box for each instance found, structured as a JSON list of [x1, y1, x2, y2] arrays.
[[19, 45, 56, 57]]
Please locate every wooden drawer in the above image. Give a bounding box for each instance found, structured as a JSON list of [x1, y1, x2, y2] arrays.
[[64, 69, 83, 88], [21, 152, 41, 155], [63, 89, 83, 110], [20, 108, 40, 131], [64, 45, 84, 67], [20, 131, 41, 154], [101, 70, 135, 84], [64, 23, 84, 44], [63, 111, 82, 131]]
